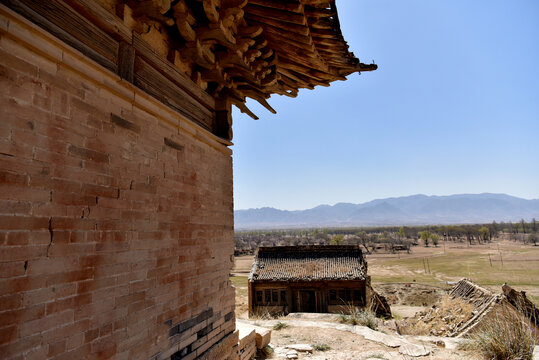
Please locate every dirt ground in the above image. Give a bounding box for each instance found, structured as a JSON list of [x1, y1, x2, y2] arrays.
[[233, 255, 254, 276], [270, 323, 386, 354], [375, 283, 448, 307], [249, 316, 480, 360]]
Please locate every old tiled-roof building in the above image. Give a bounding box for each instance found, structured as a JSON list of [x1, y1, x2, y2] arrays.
[[0, 0, 375, 359], [248, 246, 373, 315]]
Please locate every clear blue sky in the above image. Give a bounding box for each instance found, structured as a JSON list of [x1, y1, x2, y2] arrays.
[[232, 0, 539, 211]]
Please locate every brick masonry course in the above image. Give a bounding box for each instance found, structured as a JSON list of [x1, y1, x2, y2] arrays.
[[0, 6, 236, 360]]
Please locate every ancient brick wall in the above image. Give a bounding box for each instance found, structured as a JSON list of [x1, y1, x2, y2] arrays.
[[0, 6, 236, 360]]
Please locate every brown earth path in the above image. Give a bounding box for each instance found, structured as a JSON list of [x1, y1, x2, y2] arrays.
[[243, 315, 479, 360]]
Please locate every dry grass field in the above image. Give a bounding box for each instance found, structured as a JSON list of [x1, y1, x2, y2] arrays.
[[232, 239, 539, 307], [367, 239, 539, 303]]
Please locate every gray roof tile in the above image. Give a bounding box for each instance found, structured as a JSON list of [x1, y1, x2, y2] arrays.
[[249, 245, 367, 282]]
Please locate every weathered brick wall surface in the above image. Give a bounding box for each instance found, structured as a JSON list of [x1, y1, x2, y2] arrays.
[[0, 6, 236, 360]]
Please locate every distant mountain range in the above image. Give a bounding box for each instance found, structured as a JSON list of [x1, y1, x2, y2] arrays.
[[234, 194, 539, 229]]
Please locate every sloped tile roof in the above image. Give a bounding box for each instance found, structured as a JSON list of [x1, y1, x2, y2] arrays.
[[249, 245, 367, 282]]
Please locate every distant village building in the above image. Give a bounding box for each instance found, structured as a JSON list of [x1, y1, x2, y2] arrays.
[[248, 245, 389, 316]]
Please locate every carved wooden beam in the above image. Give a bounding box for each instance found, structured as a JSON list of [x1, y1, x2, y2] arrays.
[[221, 0, 248, 8], [301, 0, 331, 6], [307, 17, 333, 30], [278, 68, 314, 89], [243, 4, 307, 26], [259, 48, 274, 59], [248, 0, 303, 13], [311, 28, 340, 39], [253, 38, 267, 49], [202, 0, 221, 23], [260, 70, 279, 86], [304, 6, 335, 18], [126, 0, 174, 25], [236, 38, 255, 53], [244, 13, 309, 36], [217, 50, 249, 69], [180, 40, 216, 68], [243, 49, 261, 63], [173, 0, 197, 42], [220, 7, 243, 28], [238, 25, 263, 38], [201, 63, 231, 86], [238, 87, 276, 114], [227, 66, 261, 84], [198, 21, 236, 47], [230, 97, 258, 119], [248, 19, 313, 47]]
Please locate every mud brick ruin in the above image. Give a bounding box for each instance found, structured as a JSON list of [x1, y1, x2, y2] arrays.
[[449, 278, 539, 339], [0, 0, 375, 359]]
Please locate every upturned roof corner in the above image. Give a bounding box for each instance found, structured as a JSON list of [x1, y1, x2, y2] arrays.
[[124, 0, 376, 119]]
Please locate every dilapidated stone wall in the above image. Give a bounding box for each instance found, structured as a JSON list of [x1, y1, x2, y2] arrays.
[[0, 6, 236, 359]]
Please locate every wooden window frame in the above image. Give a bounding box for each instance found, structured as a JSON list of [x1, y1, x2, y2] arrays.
[[257, 288, 287, 305], [328, 288, 364, 306]]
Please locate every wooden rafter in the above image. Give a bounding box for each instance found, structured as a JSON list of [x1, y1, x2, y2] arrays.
[[123, 0, 377, 123]]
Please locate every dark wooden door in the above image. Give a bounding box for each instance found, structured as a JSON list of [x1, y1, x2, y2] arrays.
[[300, 290, 316, 312]]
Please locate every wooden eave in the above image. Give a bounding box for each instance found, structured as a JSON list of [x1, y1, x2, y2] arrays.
[[4, 0, 376, 141], [125, 0, 377, 123]]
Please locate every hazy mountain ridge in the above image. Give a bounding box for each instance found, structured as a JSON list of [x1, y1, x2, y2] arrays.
[[235, 193, 539, 229]]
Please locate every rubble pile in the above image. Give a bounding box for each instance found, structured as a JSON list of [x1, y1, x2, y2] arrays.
[[399, 296, 475, 336], [400, 279, 539, 339]]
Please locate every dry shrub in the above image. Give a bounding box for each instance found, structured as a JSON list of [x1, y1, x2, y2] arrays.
[[272, 321, 289, 331], [461, 304, 536, 360], [250, 309, 284, 320], [249, 309, 272, 320], [338, 303, 379, 330], [402, 320, 429, 336], [312, 343, 331, 351], [256, 345, 274, 359]]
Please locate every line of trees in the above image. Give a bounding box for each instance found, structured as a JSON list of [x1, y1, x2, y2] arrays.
[[234, 218, 538, 254]]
